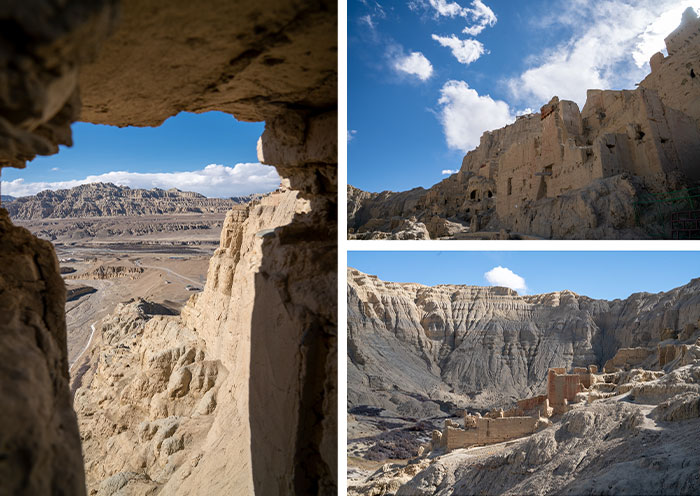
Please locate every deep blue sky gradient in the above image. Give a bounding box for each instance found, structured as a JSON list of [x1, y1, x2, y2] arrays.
[[347, 1, 693, 193], [2, 112, 264, 183], [347, 251, 700, 300], [348, 0, 564, 192]]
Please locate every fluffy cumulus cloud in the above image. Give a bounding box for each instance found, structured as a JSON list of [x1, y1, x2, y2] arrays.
[[431, 34, 485, 64], [442, 169, 459, 175], [393, 51, 434, 80], [348, 129, 358, 141], [2, 163, 280, 198], [509, 1, 700, 108], [437, 80, 515, 152], [484, 266, 527, 294]]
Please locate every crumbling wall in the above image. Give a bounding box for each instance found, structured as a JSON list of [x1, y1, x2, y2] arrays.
[[444, 417, 540, 449], [641, 8, 700, 126], [664, 7, 700, 56], [348, 10, 700, 240], [603, 347, 654, 373], [547, 368, 582, 413]]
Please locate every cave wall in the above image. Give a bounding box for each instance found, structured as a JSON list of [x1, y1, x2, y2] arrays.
[[0, 0, 337, 494]]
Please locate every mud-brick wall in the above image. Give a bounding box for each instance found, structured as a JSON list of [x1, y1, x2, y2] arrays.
[[445, 417, 540, 450]]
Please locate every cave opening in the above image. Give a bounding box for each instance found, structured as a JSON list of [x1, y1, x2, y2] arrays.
[[2, 110, 279, 372], [0, 1, 337, 495]]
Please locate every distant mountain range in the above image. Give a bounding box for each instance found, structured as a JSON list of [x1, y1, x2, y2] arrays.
[[3, 183, 265, 219], [1, 195, 15, 203]]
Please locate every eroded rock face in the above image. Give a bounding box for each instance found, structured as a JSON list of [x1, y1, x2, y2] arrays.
[[0, 209, 85, 495], [78, 0, 337, 126], [348, 268, 700, 415], [75, 189, 336, 494], [5, 183, 259, 220]]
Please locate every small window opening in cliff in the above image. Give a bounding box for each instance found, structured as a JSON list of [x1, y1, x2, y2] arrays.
[[507, 178, 512, 195], [1, 111, 281, 369], [470, 190, 477, 200], [691, 68, 696, 78], [487, 191, 493, 198]]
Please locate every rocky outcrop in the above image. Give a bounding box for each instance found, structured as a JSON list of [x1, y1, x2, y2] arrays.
[[350, 340, 700, 496], [348, 268, 700, 415], [348, 11, 700, 240], [66, 265, 144, 280], [0, 209, 85, 495], [5, 183, 259, 220], [74, 188, 335, 494]]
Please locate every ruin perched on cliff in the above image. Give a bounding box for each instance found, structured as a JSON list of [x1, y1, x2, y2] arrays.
[[348, 9, 700, 240]]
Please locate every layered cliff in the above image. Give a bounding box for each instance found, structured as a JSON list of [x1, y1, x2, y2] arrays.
[[74, 188, 323, 494], [5, 182, 263, 219], [347, 268, 700, 415]]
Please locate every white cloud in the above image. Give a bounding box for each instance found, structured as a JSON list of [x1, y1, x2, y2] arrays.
[[425, 0, 497, 35], [358, 0, 387, 35], [462, 0, 497, 36], [360, 14, 375, 30], [442, 169, 459, 175], [437, 80, 515, 152], [348, 129, 358, 141], [432, 34, 485, 64], [632, 4, 700, 66], [51, 167, 59, 171], [429, 0, 467, 17], [393, 51, 434, 80], [509, 1, 700, 109], [484, 266, 527, 294], [2, 163, 280, 198]]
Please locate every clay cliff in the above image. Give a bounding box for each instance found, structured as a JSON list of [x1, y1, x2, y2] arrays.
[[348, 9, 700, 240], [73, 188, 331, 494], [347, 268, 700, 415], [5, 182, 263, 219]]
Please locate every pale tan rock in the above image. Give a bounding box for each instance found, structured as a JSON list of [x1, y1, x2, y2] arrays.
[[348, 268, 700, 415], [6, 183, 254, 220]]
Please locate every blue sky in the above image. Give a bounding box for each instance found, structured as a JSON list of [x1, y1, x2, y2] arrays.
[[1, 112, 280, 198], [348, 0, 700, 193], [348, 251, 700, 300]]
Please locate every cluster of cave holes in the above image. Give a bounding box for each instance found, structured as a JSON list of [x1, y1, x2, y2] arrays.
[[469, 190, 493, 201]]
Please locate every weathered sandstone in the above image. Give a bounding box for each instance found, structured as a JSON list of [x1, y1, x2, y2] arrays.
[[76, 188, 334, 494], [5, 183, 260, 220], [0, 209, 85, 495], [348, 268, 700, 415]]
